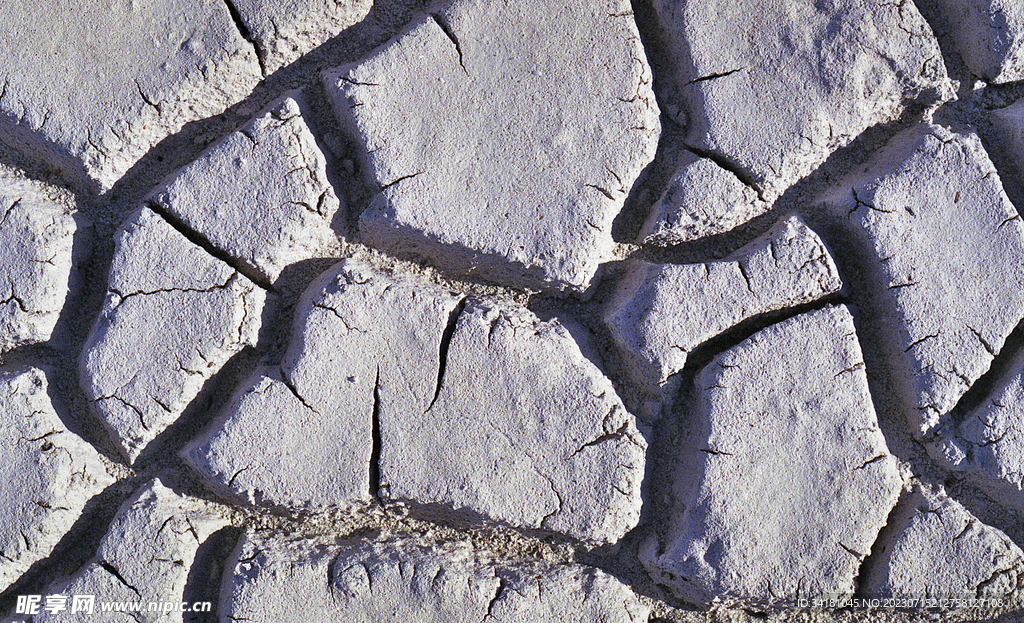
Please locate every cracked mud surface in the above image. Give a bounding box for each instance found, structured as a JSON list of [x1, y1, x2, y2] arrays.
[[3, 0, 1024, 621]]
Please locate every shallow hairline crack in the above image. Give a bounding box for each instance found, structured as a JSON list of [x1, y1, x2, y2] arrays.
[[565, 419, 639, 460], [109, 271, 237, 303]]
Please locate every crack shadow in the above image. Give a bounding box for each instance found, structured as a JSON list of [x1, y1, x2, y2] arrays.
[[0, 478, 141, 617], [182, 526, 242, 623]]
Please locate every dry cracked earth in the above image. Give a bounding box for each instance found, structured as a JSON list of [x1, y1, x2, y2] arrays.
[[2, 0, 1024, 621]]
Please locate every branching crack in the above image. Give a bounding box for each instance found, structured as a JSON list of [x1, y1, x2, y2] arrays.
[[486, 577, 505, 618], [975, 563, 1014, 598], [568, 421, 632, 459], [339, 76, 381, 87], [98, 394, 149, 431], [850, 187, 896, 214], [311, 302, 369, 333]]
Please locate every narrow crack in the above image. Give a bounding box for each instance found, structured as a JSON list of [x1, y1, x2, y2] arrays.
[[698, 448, 735, 456], [222, 0, 267, 77], [736, 261, 755, 294], [585, 183, 616, 200], [903, 332, 939, 353], [538, 472, 564, 529], [134, 79, 162, 114], [968, 325, 997, 357], [369, 365, 381, 498], [109, 271, 237, 303], [280, 371, 322, 416], [380, 171, 424, 191], [430, 13, 468, 75], [147, 201, 274, 291], [682, 144, 765, 200], [952, 519, 975, 541], [227, 466, 251, 489], [834, 362, 866, 378], [485, 576, 505, 618], [684, 67, 745, 86], [838, 542, 866, 560], [99, 560, 143, 598], [427, 299, 466, 411]]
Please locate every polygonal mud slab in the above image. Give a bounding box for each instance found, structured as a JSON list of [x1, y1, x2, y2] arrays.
[[0, 0, 262, 191], [384, 299, 647, 545], [639, 149, 762, 245], [864, 487, 1024, 603], [0, 172, 81, 352], [821, 123, 1024, 440], [149, 92, 342, 284], [184, 259, 461, 509], [932, 0, 1024, 84], [324, 0, 660, 293], [187, 260, 644, 543], [0, 367, 113, 593], [653, 0, 951, 202], [21, 479, 228, 623], [81, 207, 265, 462], [230, 0, 373, 73], [605, 214, 841, 420], [222, 534, 650, 622], [643, 305, 902, 605]]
